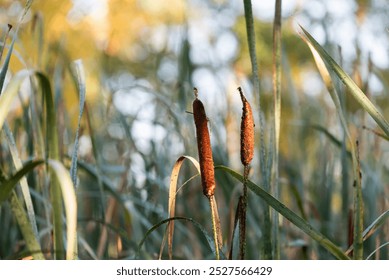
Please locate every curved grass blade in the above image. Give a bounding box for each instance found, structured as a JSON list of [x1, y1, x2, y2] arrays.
[[0, 24, 12, 63], [0, 159, 44, 203], [35, 71, 65, 259], [362, 126, 389, 142], [310, 124, 352, 157], [69, 59, 86, 187], [48, 160, 78, 260], [299, 25, 389, 137], [0, 70, 32, 130], [162, 155, 200, 259], [0, 25, 14, 93], [345, 210, 389, 256], [229, 196, 243, 259], [84, 103, 106, 217], [76, 160, 125, 205], [139, 217, 220, 259], [0, 159, 45, 260], [0, 0, 33, 93], [366, 241, 389, 260], [3, 123, 39, 239], [301, 33, 363, 259], [216, 165, 350, 260], [9, 191, 45, 260]]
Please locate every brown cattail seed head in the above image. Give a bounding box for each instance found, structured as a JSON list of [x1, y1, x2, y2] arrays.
[[193, 89, 216, 198], [238, 87, 255, 166]]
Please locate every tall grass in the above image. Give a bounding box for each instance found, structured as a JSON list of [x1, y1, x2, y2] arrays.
[[1, 0, 388, 260]]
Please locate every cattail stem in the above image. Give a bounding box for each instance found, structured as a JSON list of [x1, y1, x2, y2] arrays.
[[237, 87, 255, 259], [209, 195, 221, 260], [192, 88, 222, 259], [239, 165, 250, 259]]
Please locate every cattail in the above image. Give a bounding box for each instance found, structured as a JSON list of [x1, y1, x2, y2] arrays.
[[238, 87, 255, 166], [193, 88, 216, 198]]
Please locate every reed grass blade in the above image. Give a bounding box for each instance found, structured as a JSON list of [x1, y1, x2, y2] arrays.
[[0, 160, 44, 203], [70, 59, 86, 187], [272, 0, 282, 259], [243, 0, 272, 259], [164, 155, 200, 259], [48, 160, 78, 260], [216, 165, 350, 260], [140, 217, 220, 259], [299, 25, 389, 137], [0, 25, 14, 94], [36, 71, 65, 259], [301, 33, 364, 259], [3, 123, 39, 239]]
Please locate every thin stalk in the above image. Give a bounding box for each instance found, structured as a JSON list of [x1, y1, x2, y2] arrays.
[[243, 0, 272, 259], [209, 195, 220, 260], [239, 165, 249, 259], [242, 0, 264, 170], [272, 0, 282, 260], [238, 87, 254, 259], [353, 141, 363, 259], [229, 197, 242, 259]]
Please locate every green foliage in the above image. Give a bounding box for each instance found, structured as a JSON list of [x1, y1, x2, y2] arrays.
[[0, 0, 388, 260]]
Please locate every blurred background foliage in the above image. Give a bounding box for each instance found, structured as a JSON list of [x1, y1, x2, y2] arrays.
[[0, 0, 388, 259]]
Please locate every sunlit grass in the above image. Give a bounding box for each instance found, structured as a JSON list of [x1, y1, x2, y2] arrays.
[[0, 0, 388, 260]]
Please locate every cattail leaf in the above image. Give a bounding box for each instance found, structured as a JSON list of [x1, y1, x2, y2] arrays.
[[163, 155, 200, 259], [140, 217, 220, 259], [0, 26, 14, 94], [366, 242, 389, 260], [362, 126, 389, 142], [0, 159, 44, 203], [3, 123, 39, 240], [48, 160, 78, 260], [345, 209, 389, 256], [301, 31, 364, 259], [0, 70, 32, 130], [299, 25, 389, 137], [0, 24, 12, 63], [0, 0, 33, 93], [70, 59, 86, 187], [0, 159, 45, 258], [8, 191, 45, 260], [35, 71, 65, 259], [229, 196, 243, 260], [77, 160, 125, 205], [216, 165, 350, 260]]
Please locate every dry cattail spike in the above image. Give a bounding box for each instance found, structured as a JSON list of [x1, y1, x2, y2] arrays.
[[238, 87, 255, 166], [192, 88, 216, 198]]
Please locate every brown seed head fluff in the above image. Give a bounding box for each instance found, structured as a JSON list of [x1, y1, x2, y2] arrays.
[[238, 87, 255, 166], [193, 88, 216, 198]]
